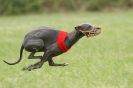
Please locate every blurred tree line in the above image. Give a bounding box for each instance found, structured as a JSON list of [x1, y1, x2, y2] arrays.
[[0, 0, 133, 15]]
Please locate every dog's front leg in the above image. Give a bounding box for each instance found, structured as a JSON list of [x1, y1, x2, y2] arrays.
[[23, 51, 51, 71], [48, 59, 68, 66]]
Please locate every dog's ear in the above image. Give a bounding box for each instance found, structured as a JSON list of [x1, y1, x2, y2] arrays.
[[75, 26, 82, 31]]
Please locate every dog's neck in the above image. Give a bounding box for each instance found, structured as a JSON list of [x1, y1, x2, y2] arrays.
[[66, 30, 84, 48]]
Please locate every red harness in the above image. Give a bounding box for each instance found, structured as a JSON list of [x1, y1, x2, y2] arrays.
[[57, 31, 70, 52]]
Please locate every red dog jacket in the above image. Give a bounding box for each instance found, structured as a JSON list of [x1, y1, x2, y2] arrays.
[[57, 31, 70, 52]]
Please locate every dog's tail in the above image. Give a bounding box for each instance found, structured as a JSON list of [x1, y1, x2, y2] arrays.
[[3, 45, 24, 65]]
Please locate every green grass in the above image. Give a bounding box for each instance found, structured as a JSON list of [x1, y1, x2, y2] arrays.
[[0, 11, 133, 88]]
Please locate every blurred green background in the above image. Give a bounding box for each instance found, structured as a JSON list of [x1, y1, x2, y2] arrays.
[[0, 0, 133, 88], [0, 0, 133, 15]]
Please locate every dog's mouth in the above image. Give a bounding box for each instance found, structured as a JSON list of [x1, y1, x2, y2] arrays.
[[79, 26, 101, 37]]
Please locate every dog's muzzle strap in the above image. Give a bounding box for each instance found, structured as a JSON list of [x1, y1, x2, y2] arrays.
[[79, 30, 90, 37], [79, 29, 99, 37]]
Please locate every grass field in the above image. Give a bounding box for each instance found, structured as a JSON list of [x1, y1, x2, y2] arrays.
[[0, 11, 133, 88]]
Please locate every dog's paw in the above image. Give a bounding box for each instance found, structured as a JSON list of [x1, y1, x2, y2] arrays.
[[22, 67, 30, 71], [63, 63, 69, 66], [22, 65, 34, 71], [65, 63, 69, 65], [22, 63, 42, 71]]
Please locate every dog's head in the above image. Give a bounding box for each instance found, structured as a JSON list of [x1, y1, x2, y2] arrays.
[[75, 23, 101, 37]]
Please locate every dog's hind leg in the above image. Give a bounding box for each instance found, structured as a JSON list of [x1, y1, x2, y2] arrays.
[[28, 51, 42, 59], [23, 51, 51, 71], [48, 59, 68, 66]]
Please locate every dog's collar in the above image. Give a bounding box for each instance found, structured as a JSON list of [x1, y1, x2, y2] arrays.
[[57, 31, 70, 52]]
